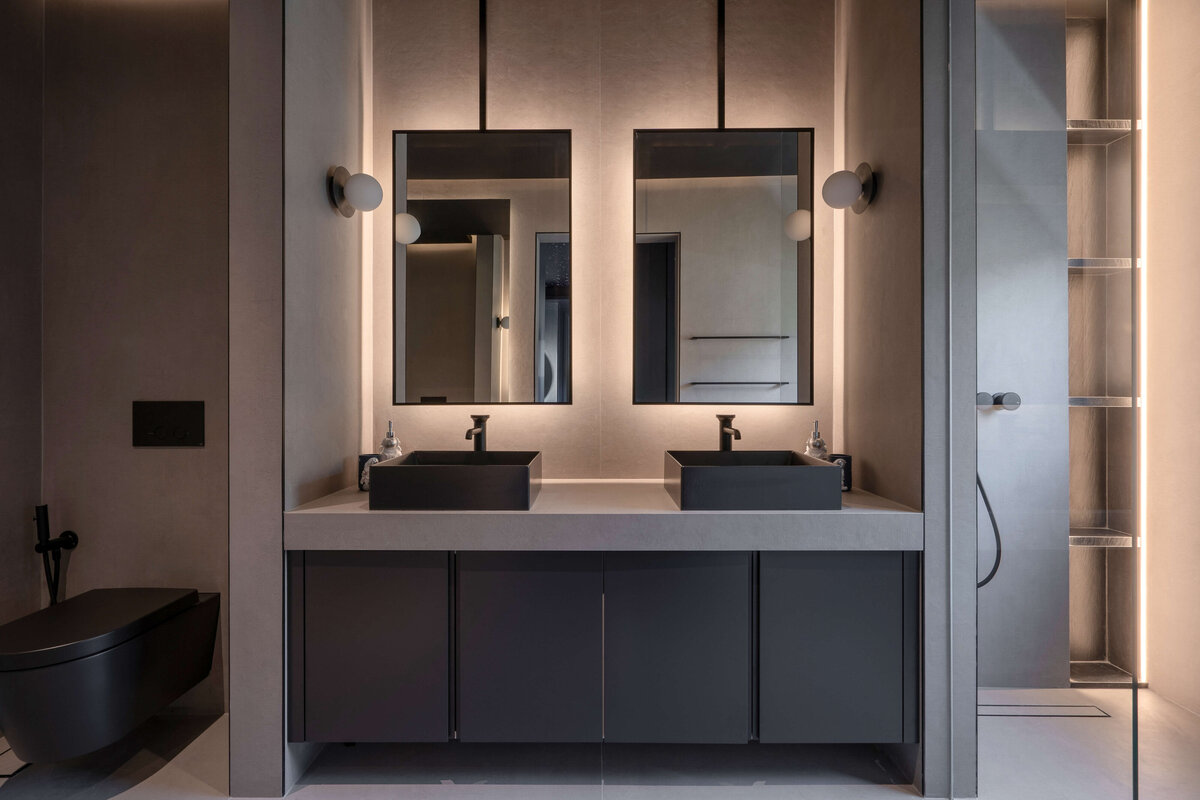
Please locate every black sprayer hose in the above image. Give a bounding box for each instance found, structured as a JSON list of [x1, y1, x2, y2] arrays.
[[40, 547, 64, 605], [977, 473, 1002, 589], [41, 550, 58, 605]]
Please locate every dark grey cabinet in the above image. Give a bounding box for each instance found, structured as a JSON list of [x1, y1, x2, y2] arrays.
[[604, 552, 752, 743], [291, 548, 918, 746], [456, 552, 603, 742], [758, 551, 919, 743], [300, 551, 449, 742]]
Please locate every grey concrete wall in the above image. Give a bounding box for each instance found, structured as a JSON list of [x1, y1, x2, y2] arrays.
[[284, 0, 364, 510], [370, 0, 842, 482], [922, 0, 978, 793], [0, 0, 44, 625], [1147, 0, 1200, 716], [946, 1, 981, 792], [229, 0, 285, 793], [281, 5, 366, 784], [232, 0, 367, 791], [841, 0, 924, 512], [40, 0, 229, 713], [974, 0, 1070, 689]]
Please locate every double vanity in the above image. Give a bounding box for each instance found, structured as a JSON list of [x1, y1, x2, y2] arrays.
[[283, 113, 923, 759], [285, 415, 922, 748], [366, 414, 843, 513]]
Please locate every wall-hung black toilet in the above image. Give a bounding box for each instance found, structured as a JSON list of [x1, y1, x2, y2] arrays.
[[0, 587, 219, 763]]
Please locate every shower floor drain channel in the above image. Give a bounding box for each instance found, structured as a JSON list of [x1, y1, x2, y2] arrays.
[[978, 704, 1110, 718]]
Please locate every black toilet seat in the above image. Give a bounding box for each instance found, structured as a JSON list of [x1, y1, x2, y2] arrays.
[[0, 588, 199, 671], [0, 586, 218, 763]]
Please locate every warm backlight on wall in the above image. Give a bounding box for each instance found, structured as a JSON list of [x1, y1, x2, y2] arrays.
[[1138, 0, 1149, 685]]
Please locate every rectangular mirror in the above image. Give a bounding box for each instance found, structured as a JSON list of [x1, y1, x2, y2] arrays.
[[394, 130, 571, 404], [633, 129, 813, 404]]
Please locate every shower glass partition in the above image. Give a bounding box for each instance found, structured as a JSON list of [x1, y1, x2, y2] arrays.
[[975, 0, 1140, 796]]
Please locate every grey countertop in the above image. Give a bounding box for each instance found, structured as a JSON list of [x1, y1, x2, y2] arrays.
[[284, 481, 923, 551]]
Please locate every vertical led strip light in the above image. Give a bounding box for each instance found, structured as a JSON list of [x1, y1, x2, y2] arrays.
[[1138, 0, 1149, 684]]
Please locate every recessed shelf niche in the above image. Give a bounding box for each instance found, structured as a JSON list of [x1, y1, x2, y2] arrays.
[[1065, 1, 1138, 689]]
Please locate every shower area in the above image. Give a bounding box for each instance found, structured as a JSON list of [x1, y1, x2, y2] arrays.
[[974, 0, 1141, 795]]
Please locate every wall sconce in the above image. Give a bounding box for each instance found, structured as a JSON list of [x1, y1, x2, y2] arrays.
[[327, 167, 382, 217], [821, 163, 876, 213], [394, 213, 422, 244], [784, 209, 812, 242]]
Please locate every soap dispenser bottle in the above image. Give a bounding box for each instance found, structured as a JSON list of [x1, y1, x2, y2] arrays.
[[379, 420, 402, 462], [803, 419, 828, 460]]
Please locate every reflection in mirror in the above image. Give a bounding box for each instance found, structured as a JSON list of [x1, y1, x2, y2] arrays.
[[633, 129, 813, 405], [394, 131, 571, 404], [535, 233, 571, 403]]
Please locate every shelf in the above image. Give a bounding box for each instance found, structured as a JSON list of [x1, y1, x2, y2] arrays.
[[1068, 396, 1133, 408], [1067, 119, 1132, 145], [1069, 528, 1133, 548], [688, 335, 790, 340], [1068, 257, 1132, 276], [1070, 660, 1138, 688], [686, 381, 790, 386]]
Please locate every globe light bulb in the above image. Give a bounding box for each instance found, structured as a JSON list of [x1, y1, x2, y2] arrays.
[[784, 209, 812, 242], [395, 213, 422, 244], [821, 170, 864, 209], [343, 172, 382, 212]]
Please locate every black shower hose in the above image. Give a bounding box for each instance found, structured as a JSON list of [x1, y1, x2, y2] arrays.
[[976, 473, 1002, 588], [42, 548, 61, 605]]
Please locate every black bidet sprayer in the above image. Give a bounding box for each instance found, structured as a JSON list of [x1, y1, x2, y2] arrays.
[[34, 505, 78, 605]]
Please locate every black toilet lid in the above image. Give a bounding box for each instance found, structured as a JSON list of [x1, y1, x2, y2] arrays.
[[0, 588, 198, 671]]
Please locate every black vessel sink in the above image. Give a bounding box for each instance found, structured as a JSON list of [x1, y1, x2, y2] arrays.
[[664, 450, 842, 511], [369, 451, 542, 510]]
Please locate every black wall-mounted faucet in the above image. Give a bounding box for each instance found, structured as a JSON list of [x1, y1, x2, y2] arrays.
[[34, 505, 78, 606], [717, 414, 741, 452], [465, 414, 490, 452]]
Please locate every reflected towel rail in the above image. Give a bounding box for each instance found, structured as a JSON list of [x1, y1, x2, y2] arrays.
[[686, 381, 790, 386], [688, 335, 791, 340]]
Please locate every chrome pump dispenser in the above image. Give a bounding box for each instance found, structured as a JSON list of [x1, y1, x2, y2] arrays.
[[379, 420, 402, 461], [803, 419, 828, 460]]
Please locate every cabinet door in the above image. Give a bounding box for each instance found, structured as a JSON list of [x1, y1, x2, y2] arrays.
[[759, 551, 919, 743], [304, 550, 449, 742], [456, 552, 602, 742], [604, 552, 751, 743]]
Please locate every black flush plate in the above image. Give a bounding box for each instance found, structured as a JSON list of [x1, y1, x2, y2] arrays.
[[132, 401, 205, 447]]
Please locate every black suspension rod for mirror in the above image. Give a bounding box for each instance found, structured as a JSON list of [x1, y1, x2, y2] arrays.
[[689, 335, 791, 340], [479, 0, 487, 130], [717, 0, 725, 129]]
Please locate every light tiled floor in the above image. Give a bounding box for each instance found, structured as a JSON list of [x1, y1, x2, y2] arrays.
[[289, 741, 917, 800], [978, 687, 1200, 800], [1, 689, 1197, 799], [0, 715, 226, 799], [978, 687, 1134, 799]]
